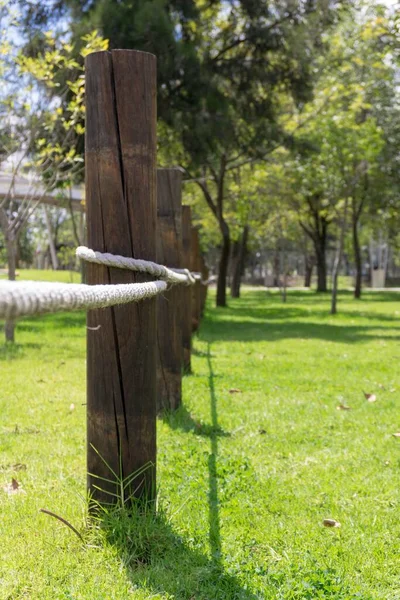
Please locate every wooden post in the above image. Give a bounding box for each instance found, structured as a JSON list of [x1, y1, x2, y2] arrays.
[[156, 168, 183, 412], [191, 227, 202, 332], [181, 206, 192, 372], [85, 50, 157, 506]]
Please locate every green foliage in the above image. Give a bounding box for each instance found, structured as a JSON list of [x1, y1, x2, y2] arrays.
[[15, 30, 108, 187], [18, 0, 352, 196], [0, 1, 107, 182]]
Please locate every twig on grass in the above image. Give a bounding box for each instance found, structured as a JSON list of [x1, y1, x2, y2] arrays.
[[40, 508, 83, 541]]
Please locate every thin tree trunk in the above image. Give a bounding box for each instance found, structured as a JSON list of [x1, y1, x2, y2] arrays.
[[231, 225, 248, 298], [68, 199, 81, 246], [15, 239, 20, 269], [216, 220, 230, 307], [5, 236, 17, 342], [280, 248, 288, 303], [43, 206, 59, 270], [304, 235, 315, 288], [273, 247, 280, 286], [304, 258, 314, 287], [192, 157, 228, 307], [353, 216, 362, 299], [68, 198, 86, 282], [230, 239, 240, 296], [331, 200, 348, 315], [314, 234, 327, 292]]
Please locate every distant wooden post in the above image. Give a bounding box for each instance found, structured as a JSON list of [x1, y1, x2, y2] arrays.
[[156, 168, 183, 412], [191, 227, 202, 332], [181, 206, 192, 372], [85, 50, 157, 505]]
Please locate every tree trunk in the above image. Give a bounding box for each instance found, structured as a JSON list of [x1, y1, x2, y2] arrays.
[[231, 225, 248, 298], [282, 273, 287, 303], [314, 234, 327, 292], [304, 254, 314, 287], [303, 234, 312, 287], [43, 206, 59, 270], [5, 236, 17, 342], [216, 219, 230, 307], [353, 217, 362, 299], [230, 239, 240, 295], [279, 246, 288, 303], [273, 247, 280, 286], [331, 200, 348, 315], [281, 256, 287, 303], [15, 241, 20, 269]]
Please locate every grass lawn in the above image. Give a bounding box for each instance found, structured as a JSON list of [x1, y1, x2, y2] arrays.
[[1, 283, 400, 599], [0, 269, 81, 283]]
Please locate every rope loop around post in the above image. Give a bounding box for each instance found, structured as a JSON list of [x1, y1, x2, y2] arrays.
[[77, 246, 196, 286]]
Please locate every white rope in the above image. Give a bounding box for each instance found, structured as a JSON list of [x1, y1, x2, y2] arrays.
[[77, 246, 196, 286], [201, 275, 216, 286], [0, 246, 211, 320], [0, 279, 167, 319]]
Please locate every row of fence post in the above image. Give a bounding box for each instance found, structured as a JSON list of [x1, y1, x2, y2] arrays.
[[85, 49, 207, 506]]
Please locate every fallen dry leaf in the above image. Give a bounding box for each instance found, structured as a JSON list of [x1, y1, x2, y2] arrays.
[[364, 392, 377, 403], [336, 404, 351, 411], [229, 388, 242, 394], [323, 518, 341, 528], [392, 433, 400, 438], [3, 478, 26, 495]]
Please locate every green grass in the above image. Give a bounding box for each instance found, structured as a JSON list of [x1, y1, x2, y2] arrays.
[[1, 282, 400, 599], [0, 268, 81, 283]]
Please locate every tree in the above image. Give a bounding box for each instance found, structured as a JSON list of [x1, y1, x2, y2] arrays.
[[20, 0, 351, 306], [335, 9, 396, 298], [284, 7, 387, 295], [0, 7, 107, 341], [171, 1, 350, 306], [331, 198, 348, 314]]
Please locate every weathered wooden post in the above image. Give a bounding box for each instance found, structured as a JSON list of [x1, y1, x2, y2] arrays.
[[156, 168, 183, 412], [85, 50, 157, 505], [181, 206, 192, 372], [191, 227, 202, 332]]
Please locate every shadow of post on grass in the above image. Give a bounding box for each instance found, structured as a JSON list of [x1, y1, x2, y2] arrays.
[[100, 343, 256, 599], [207, 342, 222, 564]]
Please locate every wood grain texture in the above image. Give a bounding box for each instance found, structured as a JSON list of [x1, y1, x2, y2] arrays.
[[181, 206, 192, 372], [156, 169, 182, 412], [85, 50, 157, 505]]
